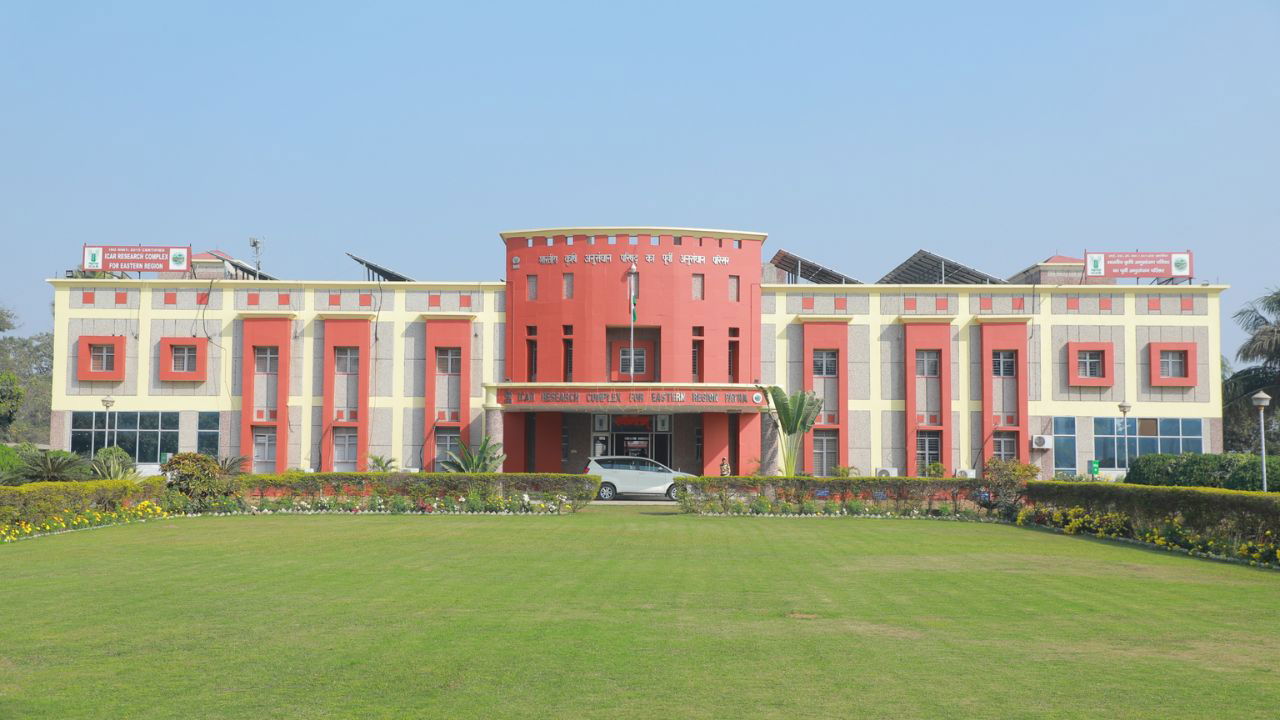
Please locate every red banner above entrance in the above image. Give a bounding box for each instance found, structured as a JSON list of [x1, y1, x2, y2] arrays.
[[495, 384, 767, 411]]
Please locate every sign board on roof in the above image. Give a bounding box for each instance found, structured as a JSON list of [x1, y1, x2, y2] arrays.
[[1083, 251, 1193, 279], [83, 245, 191, 273]]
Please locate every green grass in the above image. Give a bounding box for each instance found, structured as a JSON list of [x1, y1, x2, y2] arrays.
[[2, 507, 1279, 719]]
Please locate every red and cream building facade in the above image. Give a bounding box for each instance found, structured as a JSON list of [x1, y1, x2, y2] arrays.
[[48, 229, 1225, 478]]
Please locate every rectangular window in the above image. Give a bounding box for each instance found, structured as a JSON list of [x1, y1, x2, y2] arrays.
[[171, 345, 198, 373], [916, 430, 942, 468], [1160, 350, 1188, 378], [692, 273, 705, 300], [90, 344, 115, 372], [915, 350, 940, 378], [728, 275, 740, 302], [526, 340, 537, 381], [691, 340, 703, 382], [254, 347, 279, 374], [728, 341, 739, 383], [334, 347, 359, 374], [813, 349, 838, 377], [434, 428, 461, 472], [1078, 350, 1104, 378], [1091, 416, 1203, 469], [333, 427, 358, 471], [562, 339, 573, 382], [813, 430, 839, 477], [992, 431, 1017, 460], [197, 411, 220, 456], [562, 272, 574, 299], [253, 430, 277, 473], [1053, 436, 1077, 474], [436, 347, 461, 374], [991, 350, 1016, 377], [526, 274, 538, 301], [620, 347, 646, 375]]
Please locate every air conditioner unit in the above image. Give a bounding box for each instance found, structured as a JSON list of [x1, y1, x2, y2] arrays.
[[874, 467, 899, 477], [955, 468, 976, 478], [1031, 434, 1053, 450]]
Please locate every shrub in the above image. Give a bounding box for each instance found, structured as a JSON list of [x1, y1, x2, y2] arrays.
[[1125, 452, 1280, 492], [162, 453, 237, 510], [0, 477, 166, 527], [0, 445, 23, 476], [678, 476, 988, 515], [2, 450, 91, 485], [93, 446, 134, 469]]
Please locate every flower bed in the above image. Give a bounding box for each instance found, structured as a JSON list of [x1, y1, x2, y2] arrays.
[[676, 476, 993, 516]]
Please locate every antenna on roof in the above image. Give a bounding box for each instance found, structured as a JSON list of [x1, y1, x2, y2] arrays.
[[248, 237, 263, 279]]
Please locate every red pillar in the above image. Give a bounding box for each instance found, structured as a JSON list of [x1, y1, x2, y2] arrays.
[[737, 412, 762, 476], [702, 412, 729, 476], [319, 318, 370, 472], [534, 411, 563, 472], [502, 412, 526, 472]]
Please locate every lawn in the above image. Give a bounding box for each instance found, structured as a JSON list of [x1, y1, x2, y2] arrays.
[[2, 507, 1278, 719]]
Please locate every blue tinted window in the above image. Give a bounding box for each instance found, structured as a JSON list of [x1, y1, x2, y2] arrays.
[[1183, 437, 1203, 453], [1160, 437, 1181, 454], [1054, 436, 1076, 472], [1181, 418, 1202, 436], [1095, 437, 1117, 469], [1094, 417, 1117, 436], [1053, 417, 1076, 435], [1159, 418, 1181, 436], [1139, 437, 1159, 456]]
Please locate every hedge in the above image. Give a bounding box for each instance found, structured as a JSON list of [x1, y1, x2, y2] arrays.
[[0, 477, 167, 526], [1124, 453, 1280, 492], [678, 476, 994, 514], [233, 472, 601, 505], [1025, 481, 1280, 543]]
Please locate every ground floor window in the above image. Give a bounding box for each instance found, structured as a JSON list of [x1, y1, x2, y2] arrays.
[[197, 412, 219, 456], [334, 427, 358, 471], [70, 411, 178, 463], [1093, 417, 1203, 469], [813, 430, 839, 477], [1053, 416, 1076, 475], [434, 428, 461, 471], [992, 431, 1017, 461], [253, 429, 277, 473], [916, 430, 941, 469]]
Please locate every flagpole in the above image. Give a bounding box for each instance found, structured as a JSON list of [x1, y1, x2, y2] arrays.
[[628, 262, 637, 384]]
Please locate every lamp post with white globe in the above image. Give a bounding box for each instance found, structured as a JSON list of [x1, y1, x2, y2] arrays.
[[1253, 391, 1271, 492], [1118, 401, 1132, 476]]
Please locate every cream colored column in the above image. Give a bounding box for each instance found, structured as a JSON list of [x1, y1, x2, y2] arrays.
[[867, 291, 883, 471], [389, 289, 406, 467]]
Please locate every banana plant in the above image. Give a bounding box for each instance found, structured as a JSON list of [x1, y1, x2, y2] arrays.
[[763, 386, 823, 477], [441, 436, 507, 473]]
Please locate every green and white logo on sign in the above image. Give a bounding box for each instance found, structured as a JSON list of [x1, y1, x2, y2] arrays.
[[169, 247, 187, 270], [1085, 253, 1105, 276], [1170, 253, 1191, 276], [84, 247, 103, 270]]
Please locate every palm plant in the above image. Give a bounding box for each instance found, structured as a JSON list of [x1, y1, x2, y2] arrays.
[[368, 454, 397, 473], [1223, 289, 1280, 451], [763, 386, 823, 477], [216, 455, 248, 476], [4, 450, 90, 484], [441, 436, 506, 473], [90, 454, 142, 483]]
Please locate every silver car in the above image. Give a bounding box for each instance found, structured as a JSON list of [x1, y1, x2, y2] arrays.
[[585, 456, 693, 501]]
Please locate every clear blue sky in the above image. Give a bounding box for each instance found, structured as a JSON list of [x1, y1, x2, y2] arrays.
[[1, 1, 1276, 357]]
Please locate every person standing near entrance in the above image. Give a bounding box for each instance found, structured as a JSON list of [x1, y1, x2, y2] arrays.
[[720, 457, 732, 477]]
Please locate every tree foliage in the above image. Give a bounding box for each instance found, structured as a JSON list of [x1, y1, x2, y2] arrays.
[[764, 386, 823, 477], [440, 436, 506, 473], [1223, 289, 1280, 452]]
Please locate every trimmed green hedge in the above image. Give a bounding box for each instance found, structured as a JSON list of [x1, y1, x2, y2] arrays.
[[235, 472, 600, 505], [1124, 453, 1280, 492], [0, 477, 167, 526], [678, 476, 991, 514]]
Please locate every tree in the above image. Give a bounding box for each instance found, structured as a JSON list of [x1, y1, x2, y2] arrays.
[[1223, 289, 1280, 452], [441, 437, 506, 473], [763, 386, 823, 477], [0, 331, 52, 444], [0, 306, 15, 333], [0, 371, 23, 432]]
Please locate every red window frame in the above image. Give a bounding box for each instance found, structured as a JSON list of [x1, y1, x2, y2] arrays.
[[1149, 342, 1197, 387], [1066, 342, 1114, 387], [76, 336, 127, 382], [158, 337, 209, 382]]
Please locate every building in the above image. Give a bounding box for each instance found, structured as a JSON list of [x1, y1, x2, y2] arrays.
[[49, 229, 1224, 478]]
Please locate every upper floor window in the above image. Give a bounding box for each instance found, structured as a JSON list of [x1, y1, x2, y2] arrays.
[[992, 350, 1016, 377], [620, 347, 647, 375], [1159, 350, 1188, 379], [728, 275, 740, 302], [526, 274, 538, 300], [562, 272, 574, 299], [813, 350, 838, 377], [254, 347, 278, 374], [90, 344, 115, 372], [1078, 350, 1104, 378], [334, 347, 359, 374], [171, 345, 198, 373], [915, 350, 940, 378], [436, 347, 462, 375], [692, 273, 705, 300]]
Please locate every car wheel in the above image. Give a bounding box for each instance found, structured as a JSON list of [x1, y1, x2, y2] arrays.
[[598, 483, 616, 501], [666, 485, 679, 501]]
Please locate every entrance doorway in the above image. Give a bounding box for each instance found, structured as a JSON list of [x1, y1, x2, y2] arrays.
[[590, 414, 672, 468]]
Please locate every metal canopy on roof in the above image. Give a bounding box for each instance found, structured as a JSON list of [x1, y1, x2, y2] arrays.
[[346, 253, 414, 282], [768, 250, 861, 284], [209, 250, 277, 280], [877, 249, 1006, 285]]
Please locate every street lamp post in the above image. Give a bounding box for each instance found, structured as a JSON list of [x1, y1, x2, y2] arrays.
[[101, 394, 115, 452], [1254, 391, 1271, 493], [1118, 401, 1132, 477]]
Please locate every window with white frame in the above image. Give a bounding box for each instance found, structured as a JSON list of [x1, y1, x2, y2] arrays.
[[171, 345, 198, 373], [813, 430, 839, 477], [1078, 350, 1104, 378], [916, 430, 942, 468], [333, 427, 358, 471], [992, 350, 1016, 377], [915, 350, 940, 378], [436, 347, 461, 374], [813, 349, 838, 377], [620, 347, 646, 375], [334, 346, 359, 374], [992, 431, 1018, 460], [90, 344, 115, 372], [434, 428, 461, 471], [1159, 350, 1188, 378], [254, 347, 278, 373]]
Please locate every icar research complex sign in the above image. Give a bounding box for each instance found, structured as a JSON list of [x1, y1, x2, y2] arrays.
[[83, 245, 191, 273], [1084, 251, 1193, 279], [498, 385, 767, 411]]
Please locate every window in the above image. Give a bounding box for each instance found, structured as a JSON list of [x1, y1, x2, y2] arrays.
[[333, 427, 358, 471], [254, 347, 278, 373], [436, 347, 461, 374], [253, 430, 276, 473], [728, 275, 740, 302], [197, 412, 220, 456], [1160, 350, 1188, 379], [562, 272, 574, 299], [691, 340, 703, 381], [1053, 416, 1077, 475], [991, 350, 1016, 377], [164, 345, 195, 373], [334, 347, 359, 374], [526, 340, 537, 381], [620, 347, 646, 375], [526, 274, 538, 301], [992, 431, 1017, 460], [562, 339, 573, 382], [813, 430, 839, 477], [915, 350, 940, 378], [916, 430, 941, 468], [72, 411, 179, 463], [1092, 416, 1204, 469], [728, 342, 739, 383], [813, 349, 838, 377], [1078, 350, 1104, 378], [692, 273, 705, 300], [434, 428, 461, 471], [90, 344, 115, 372]]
